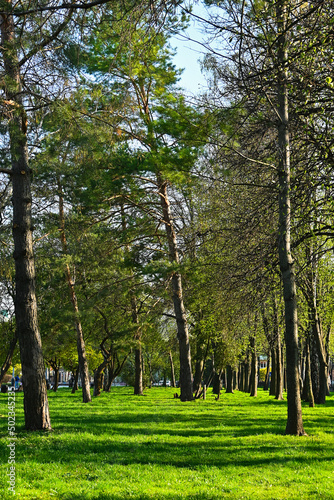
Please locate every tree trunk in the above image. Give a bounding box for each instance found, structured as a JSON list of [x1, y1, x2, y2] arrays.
[[103, 367, 109, 392], [121, 202, 143, 397], [105, 362, 116, 392], [212, 369, 223, 395], [49, 358, 60, 392], [239, 363, 244, 392], [302, 339, 314, 407], [157, 175, 193, 401], [58, 180, 91, 403], [134, 346, 143, 395], [276, 0, 305, 435], [272, 295, 283, 400], [53, 370, 59, 392], [270, 347, 277, 396], [306, 343, 315, 408], [261, 304, 272, 393], [249, 337, 257, 397], [244, 353, 251, 393], [131, 296, 143, 396], [53, 368, 59, 392], [105, 360, 114, 392], [310, 332, 320, 403], [93, 367, 104, 397], [93, 345, 113, 397], [71, 367, 79, 394], [169, 351, 176, 388], [147, 355, 153, 389], [193, 335, 209, 396], [242, 359, 249, 393], [263, 351, 270, 391], [325, 326, 331, 396], [233, 369, 238, 391], [193, 358, 204, 395], [284, 366, 287, 392], [225, 365, 234, 393], [302, 241, 328, 404], [300, 347, 306, 398], [203, 368, 214, 390], [66, 270, 91, 403], [308, 299, 327, 404], [275, 336, 284, 401], [105, 352, 129, 391], [1, 9, 51, 431]]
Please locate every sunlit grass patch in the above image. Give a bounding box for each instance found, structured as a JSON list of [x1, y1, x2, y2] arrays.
[[1, 387, 334, 499]]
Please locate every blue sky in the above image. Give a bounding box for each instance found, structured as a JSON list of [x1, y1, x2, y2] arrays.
[[170, 5, 210, 94]]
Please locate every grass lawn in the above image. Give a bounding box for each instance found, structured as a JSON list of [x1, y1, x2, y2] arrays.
[[1, 387, 334, 500]]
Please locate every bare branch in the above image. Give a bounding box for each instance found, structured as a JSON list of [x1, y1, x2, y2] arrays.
[[0, 168, 12, 176]]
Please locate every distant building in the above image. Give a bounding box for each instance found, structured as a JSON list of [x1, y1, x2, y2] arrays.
[[259, 355, 268, 370]]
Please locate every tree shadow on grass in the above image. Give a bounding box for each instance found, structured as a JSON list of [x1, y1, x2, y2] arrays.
[[8, 430, 332, 471], [59, 492, 334, 500], [48, 406, 287, 438], [62, 494, 231, 500]]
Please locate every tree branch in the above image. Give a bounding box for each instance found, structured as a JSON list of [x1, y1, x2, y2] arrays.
[[0, 168, 12, 175], [3, 0, 115, 16], [19, 8, 75, 67]]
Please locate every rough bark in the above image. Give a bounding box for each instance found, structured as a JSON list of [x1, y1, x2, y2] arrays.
[[1, 7, 51, 430], [249, 337, 257, 397], [225, 365, 234, 393], [233, 369, 238, 391], [93, 367, 104, 397], [157, 174, 193, 401], [276, 0, 305, 435]]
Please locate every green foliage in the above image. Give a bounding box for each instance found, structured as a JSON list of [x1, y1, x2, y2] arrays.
[[259, 367, 266, 382]]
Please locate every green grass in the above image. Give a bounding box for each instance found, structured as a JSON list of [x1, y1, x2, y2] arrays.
[[1, 387, 334, 499]]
